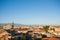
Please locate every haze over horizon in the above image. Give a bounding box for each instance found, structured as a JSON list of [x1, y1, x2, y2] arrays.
[[0, 0, 60, 25]]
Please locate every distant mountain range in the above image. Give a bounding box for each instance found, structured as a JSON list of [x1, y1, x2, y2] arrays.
[[0, 23, 59, 27], [0, 23, 41, 27], [0, 23, 24, 26]]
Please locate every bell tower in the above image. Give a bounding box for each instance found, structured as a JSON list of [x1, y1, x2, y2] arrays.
[[11, 22, 14, 29]]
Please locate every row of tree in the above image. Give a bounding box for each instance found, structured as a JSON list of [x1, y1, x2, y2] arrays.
[[43, 26, 55, 32]]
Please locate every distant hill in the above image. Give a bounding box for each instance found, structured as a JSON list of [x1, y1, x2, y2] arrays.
[[0, 23, 50, 27], [0, 23, 24, 27]]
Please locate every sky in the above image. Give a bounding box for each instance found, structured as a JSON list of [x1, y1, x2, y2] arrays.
[[0, 0, 60, 25]]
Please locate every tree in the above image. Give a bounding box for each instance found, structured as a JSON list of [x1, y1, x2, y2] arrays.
[[50, 28, 53, 30], [43, 26, 49, 32], [53, 28, 55, 32], [50, 28, 55, 32]]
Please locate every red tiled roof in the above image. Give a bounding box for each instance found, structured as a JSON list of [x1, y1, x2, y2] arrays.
[[49, 38, 59, 40], [42, 38, 60, 40]]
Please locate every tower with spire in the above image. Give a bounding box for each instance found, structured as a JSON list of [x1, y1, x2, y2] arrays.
[[11, 22, 14, 29]]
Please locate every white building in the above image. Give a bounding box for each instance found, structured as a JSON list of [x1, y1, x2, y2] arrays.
[[3, 24, 12, 30]]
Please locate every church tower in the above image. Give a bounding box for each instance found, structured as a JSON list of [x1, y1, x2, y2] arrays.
[[11, 22, 14, 29]]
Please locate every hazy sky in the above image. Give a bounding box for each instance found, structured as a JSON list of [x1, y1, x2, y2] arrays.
[[0, 0, 60, 25]]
